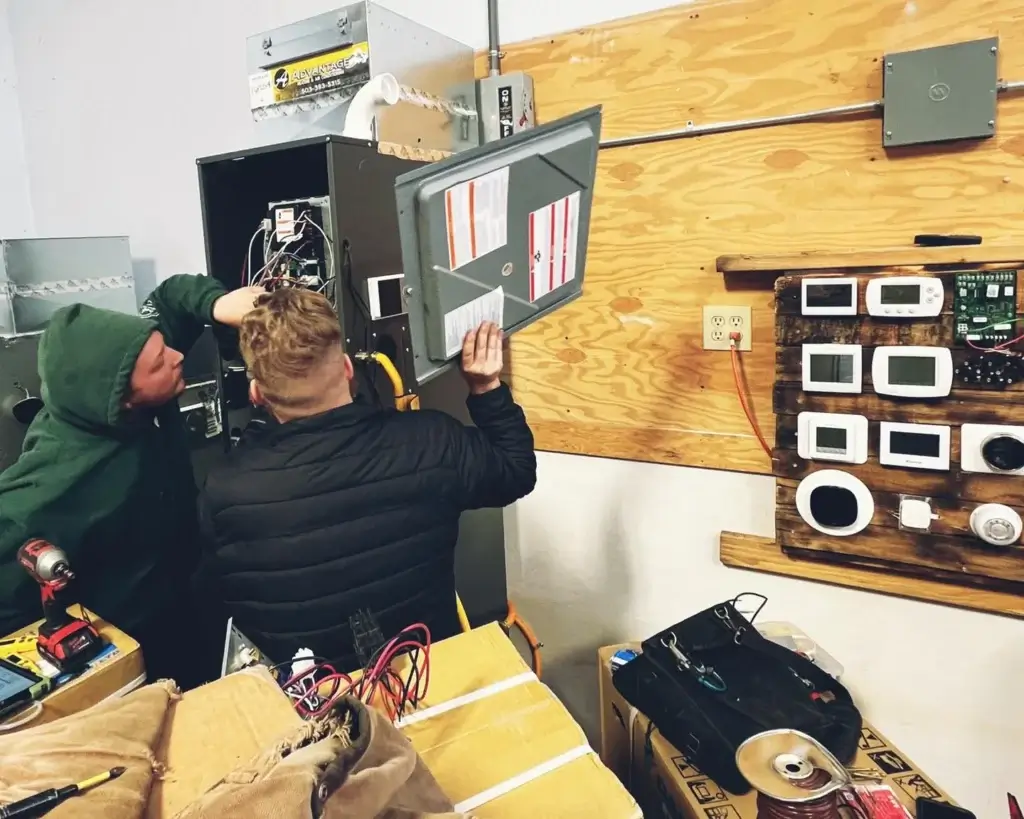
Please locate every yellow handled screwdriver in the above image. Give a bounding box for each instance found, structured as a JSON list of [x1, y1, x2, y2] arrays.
[[0, 766, 125, 817]]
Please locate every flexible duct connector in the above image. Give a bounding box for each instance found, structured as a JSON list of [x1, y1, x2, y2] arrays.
[[342, 73, 401, 140]]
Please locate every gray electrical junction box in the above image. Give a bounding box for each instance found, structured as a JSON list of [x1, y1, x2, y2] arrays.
[[882, 37, 999, 148]]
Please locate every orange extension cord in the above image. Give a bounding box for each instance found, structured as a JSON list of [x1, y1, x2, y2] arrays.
[[502, 601, 543, 678], [730, 333, 772, 459]]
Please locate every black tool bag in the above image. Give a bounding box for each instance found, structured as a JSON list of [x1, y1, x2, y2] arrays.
[[613, 600, 862, 794]]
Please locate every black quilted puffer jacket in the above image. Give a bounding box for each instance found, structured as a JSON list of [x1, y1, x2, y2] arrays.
[[198, 383, 536, 671]]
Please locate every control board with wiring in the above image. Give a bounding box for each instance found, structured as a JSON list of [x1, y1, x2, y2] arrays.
[[953, 270, 1017, 346]]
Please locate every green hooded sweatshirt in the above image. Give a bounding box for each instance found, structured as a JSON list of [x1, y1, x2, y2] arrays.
[[0, 274, 227, 635]]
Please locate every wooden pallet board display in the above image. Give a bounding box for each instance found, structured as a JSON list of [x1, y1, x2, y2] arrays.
[[721, 250, 1024, 617]]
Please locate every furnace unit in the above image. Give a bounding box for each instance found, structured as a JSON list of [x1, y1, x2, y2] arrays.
[[196, 106, 602, 626]]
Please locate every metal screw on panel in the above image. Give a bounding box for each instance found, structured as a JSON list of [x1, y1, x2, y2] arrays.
[[885, 130, 892, 139], [262, 37, 272, 49], [404, 286, 414, 296], [991, 45, 998, 54], [886, 61, 893, 68], [989, 120, 996, 128]]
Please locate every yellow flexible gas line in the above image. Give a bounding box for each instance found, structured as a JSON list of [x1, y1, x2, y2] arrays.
[[357, 351, 470, 633]]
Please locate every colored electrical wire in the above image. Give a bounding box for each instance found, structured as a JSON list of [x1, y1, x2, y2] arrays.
[[964, 317, 1024, 351], [276, 624, 431, 722], [730, 333, 772, 458]]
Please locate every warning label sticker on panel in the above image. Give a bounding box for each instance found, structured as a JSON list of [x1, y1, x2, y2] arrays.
[[528, 190, 581, 303], [444, 167, 510, 271], [443, 286, 505, 357]]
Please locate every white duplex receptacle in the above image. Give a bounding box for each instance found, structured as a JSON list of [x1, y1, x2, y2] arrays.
[[702, 305, 752, 351]]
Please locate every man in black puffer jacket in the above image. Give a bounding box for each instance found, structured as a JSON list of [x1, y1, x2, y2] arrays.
[[199, 288, 536, 671]]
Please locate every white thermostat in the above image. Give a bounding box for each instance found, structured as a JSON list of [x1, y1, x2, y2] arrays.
[[871, 346, 953, 398], [865, 276, 944, 318], [879, 421, 951, 471], [802, 344, 863, 394], [801, 277, 858, 316], [961, 424, 1024, 475], [795, 470, 874, 537], [797, 412, 868, 464], [365, 273, 407, 320], [970, 503, 1023, 547]]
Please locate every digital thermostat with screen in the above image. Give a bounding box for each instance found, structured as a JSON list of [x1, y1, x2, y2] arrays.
[[801, 343, 863, 394], [961, 423, 1024, 475], [865, 276, 944, 318], [871, 346, 953, 398], [797, 411, 868, 464], [801, 277, 858, 316], [879, 421, 951, 471]]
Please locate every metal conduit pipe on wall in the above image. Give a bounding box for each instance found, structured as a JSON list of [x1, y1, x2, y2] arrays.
[[487, 0, 502, 76], [599, 81, 1024, 150]]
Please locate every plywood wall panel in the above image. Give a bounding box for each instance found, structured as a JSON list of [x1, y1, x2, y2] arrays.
[[492, 0, 1024, 472]]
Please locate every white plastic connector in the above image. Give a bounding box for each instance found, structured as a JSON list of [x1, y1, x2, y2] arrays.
[[342, 73, 401, 141], [289, 647, 317, 679]]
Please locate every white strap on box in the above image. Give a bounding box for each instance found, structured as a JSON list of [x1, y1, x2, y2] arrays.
[[453, 744, 595, 813], [395, 670, 537, 728]]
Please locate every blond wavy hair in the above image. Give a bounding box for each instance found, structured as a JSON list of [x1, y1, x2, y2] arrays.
[[239, 288, 345, 413]]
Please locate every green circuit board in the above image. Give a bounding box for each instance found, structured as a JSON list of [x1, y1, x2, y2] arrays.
[[953, 270, 1018, 345]]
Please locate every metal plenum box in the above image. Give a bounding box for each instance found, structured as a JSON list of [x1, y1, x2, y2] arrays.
[[0, 237, 137, 337], [883, 37, 999, 148], [247, 3, 475, 153]]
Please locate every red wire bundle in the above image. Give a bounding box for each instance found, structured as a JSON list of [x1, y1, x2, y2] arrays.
[[277, 624, 431, 722]]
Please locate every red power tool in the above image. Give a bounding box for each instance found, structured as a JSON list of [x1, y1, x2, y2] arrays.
[[17, 539, 103, 673]]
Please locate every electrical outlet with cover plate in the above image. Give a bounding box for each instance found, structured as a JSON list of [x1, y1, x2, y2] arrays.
[[703, 305, 752, 351]]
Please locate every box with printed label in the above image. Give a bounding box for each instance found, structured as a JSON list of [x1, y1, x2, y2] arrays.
[[598, 644, 952, 819]]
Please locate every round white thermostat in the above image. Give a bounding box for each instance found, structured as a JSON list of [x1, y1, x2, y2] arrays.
[[795, 470, 874, 537], [969, 504, 1023, 547]]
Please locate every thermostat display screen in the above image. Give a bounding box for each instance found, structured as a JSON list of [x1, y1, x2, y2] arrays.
[[888, 356, 936, 386], [815, 427, 848, 452], [805, 283, 854, 309], [376, 277, 404, 318], [890, 431, 941, 458], [880, 284, 921, 305], [809, 354, 855, 384]]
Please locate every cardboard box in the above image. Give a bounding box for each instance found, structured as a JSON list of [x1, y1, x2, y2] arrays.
[[402, 623, 641, 817], [147, 666, 303, 819], [149, 626, 640, 818], [1, 606, 145, 729], [598, 643, 951, 819]]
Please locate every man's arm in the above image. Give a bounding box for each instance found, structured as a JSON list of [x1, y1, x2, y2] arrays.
[[444, 383, 537, 509], [139, 274, 228, 355], [139, 276, 262, 356], [443, 322, 537, 509]]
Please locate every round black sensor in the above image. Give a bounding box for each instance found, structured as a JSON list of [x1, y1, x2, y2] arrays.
[[808, 485, 859, 529], [982, 435, 1024, 472]]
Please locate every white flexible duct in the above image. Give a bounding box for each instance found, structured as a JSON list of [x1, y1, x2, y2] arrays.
[[342, 73, 401, 140]]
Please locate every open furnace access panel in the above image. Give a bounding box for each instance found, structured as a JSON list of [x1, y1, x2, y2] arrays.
[[197, 105, 602, 398]]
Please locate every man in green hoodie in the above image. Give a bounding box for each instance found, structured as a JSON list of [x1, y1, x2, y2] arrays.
[[0, 274, 262, 688]]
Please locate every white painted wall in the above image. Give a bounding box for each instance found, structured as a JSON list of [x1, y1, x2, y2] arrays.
[[3, 1, 1023, 816], [0, 0, 33, 237]]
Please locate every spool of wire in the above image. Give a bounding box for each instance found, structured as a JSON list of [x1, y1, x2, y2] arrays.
[[735, 729, 849, 819], [755, 768, 840, 819]]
